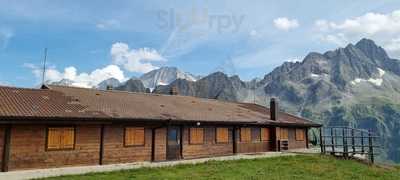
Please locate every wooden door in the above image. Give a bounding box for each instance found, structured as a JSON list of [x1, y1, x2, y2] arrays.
[[167, 126, 181, 160]]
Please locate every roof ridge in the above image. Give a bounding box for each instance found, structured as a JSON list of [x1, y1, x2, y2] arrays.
[[48, 85, 241, 105], [0, 85, 45, 91]]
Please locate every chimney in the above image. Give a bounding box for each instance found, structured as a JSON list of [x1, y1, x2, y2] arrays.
[[106, 85, 113, 90], [270, 98, 278, 121], [170, 86, 178, 95]]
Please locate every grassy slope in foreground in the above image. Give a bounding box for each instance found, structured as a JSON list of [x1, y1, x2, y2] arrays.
[[43, 155, 400, 180]]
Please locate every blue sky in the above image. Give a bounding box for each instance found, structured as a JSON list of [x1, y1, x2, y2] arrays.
[[1, 0, 400, 87]]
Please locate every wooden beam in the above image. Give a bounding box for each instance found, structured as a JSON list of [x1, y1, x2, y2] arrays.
[[276, 127, 281, 152], [232, 126, 237, 154], [179, 125, 183, 159], [151, 128, 156, 162], [305, 128, 309, 149], [2, 125, 11, 172], [99, 124, 105, 165]]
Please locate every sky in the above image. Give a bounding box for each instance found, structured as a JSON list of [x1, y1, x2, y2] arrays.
[[1, 0, 400, 87]]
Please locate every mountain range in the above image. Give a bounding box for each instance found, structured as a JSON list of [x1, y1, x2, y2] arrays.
[[52, 38, 400, 163]]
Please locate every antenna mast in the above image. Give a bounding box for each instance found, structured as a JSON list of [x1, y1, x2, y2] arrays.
[[41, 48, 48, 85], [253, 79, 256, 104]]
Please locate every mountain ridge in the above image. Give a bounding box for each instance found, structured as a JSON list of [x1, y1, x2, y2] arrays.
[[49, 38, 400, 163]]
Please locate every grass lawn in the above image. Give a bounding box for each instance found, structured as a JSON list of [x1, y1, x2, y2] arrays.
[[43, 155, 400, 180]]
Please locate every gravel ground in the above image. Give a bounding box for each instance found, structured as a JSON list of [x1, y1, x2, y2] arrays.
[[0, 150, 314, 180]]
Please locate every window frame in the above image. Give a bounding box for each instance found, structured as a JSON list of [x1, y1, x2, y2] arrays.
[[45, 126, 76, 151], [295, 128, 305, 141], [124, 126, 146, 147], [261, 127, 271, 141], [280, 128, 289, 140], [240, 127, 251, 142], [189, 127, 205, 145], [251, 127, 261, 142], [215, 127, 229, 144]]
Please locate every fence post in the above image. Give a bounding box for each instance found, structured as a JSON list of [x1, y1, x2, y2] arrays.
[[361, 131, 364, 154], [343, 128, 348, 158], [319, 128, 324, 154], [331, 128, 335, 154], [351, 129, 355, 154], [368, 129, 374, 164]]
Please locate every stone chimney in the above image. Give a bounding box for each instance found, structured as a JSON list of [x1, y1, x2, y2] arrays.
[[270, 98, 278, 121], [170, 86, 178, 95]]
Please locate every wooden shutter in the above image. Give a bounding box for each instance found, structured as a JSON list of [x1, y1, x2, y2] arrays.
[[47, 127, 75, 150], [240, 128, 251, 142], [125, 127, 145, 146], [216, 128, 229, 143], [47, 128, 61, 150], [134, 128, 145, 145], [261, 128, 270, 141], [125, 128, 133, 146], [295, 129, 305, 141], [280, 128, 289, 140], [62, 127, 75, 149], [190, 128, 204, 144]]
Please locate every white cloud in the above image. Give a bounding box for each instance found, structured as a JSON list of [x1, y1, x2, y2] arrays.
[[273, 17, 299, 31], [24, 63, 126, 88], [0, 81, 9, 86], [314, 9, 400, 57], [96, 19, 121, 30], [249, 29, 258, 37], [318, 33, 348, 46], [0, 28, 14, 49], [111, 42, 166, 73], [384, 37, 400, 57]]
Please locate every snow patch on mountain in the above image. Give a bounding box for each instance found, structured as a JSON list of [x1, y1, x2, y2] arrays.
[[139, 67, 198, 89], [310, 73, 320, 78], [351, 68, 385, 86]]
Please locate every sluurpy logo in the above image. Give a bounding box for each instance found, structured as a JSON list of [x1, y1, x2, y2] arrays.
[[157, 7, 245, 34]]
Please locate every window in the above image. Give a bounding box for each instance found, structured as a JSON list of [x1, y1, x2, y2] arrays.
[[240, 128, 251, 142], [47, 127, 75, 150], [124, 127, 145, 146], [216, 128, 229, 143], [251, 128, 261, 142], [261, 128, 270, 141], [280, 128, 289, 140], [168, 128, 178, 142], [295, 129, 305, 141], [190, 128, 204, 144]]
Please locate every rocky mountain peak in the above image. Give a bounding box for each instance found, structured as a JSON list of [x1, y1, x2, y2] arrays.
[[206, 71, 229, 79], [115, 78, 147, 93], [97, 78, 121, 90], [355, 38, 389, 62], [304, 52, 325, 62], [139, 66, 198, 89]]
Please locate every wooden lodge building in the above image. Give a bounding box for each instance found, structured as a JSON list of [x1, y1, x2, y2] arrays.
[[0, 85, 321, 172]]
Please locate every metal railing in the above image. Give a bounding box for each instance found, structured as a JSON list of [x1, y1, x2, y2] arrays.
[[319, 126, 380, 163]]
